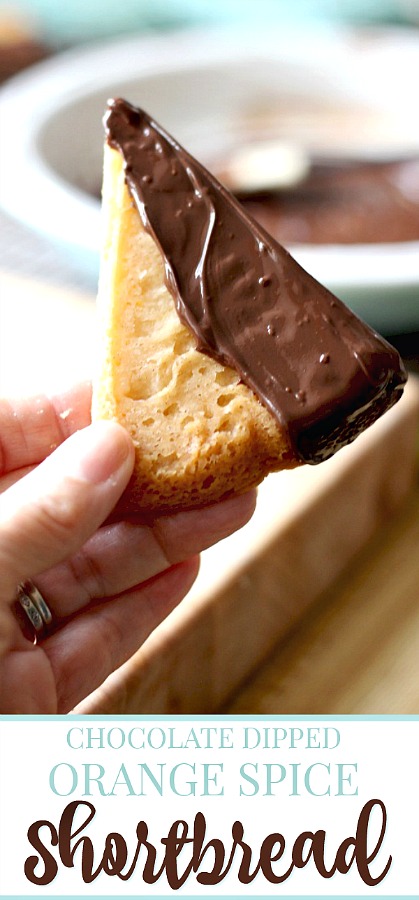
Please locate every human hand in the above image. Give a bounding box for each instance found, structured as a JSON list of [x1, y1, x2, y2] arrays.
[[0, 383, 256, 714]]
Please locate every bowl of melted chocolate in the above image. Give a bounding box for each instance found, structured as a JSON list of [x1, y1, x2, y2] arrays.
[[238, 159, 419, 247], [0, 24, 418, 330]]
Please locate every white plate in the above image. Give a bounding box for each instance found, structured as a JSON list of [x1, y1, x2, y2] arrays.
[[0, 25, 418, 330]]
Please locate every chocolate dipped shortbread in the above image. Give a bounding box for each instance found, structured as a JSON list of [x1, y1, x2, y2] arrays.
[[92, 99, 406, 513]]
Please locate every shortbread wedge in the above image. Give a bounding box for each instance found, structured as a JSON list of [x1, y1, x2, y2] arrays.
[[92, 99, 406, 514], [93, 144, 296, 513]]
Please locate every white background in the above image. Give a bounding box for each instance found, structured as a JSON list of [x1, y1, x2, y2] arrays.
[[0, 717, 417, 897]]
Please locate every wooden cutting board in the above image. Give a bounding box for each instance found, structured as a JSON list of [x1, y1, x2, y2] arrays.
[[1, 272, 418, 714], [76, 376, 418, 714], [225, 483, 419, 714]]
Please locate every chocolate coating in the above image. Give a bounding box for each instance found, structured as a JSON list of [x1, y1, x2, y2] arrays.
[[105, 98, 406, 464]]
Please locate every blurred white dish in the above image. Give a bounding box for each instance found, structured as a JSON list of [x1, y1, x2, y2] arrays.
[[0, 25, 418, 330]]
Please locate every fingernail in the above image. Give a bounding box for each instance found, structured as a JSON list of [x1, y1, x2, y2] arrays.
[[70, 422, 133, 484]]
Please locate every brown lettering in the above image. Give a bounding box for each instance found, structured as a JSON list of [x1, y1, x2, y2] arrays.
[[161, 819, 194, 887], [355, 798, 392, 886], [259, 832, 291, 883], [24, 820, 58, 886], [23, 798, 392, 888]]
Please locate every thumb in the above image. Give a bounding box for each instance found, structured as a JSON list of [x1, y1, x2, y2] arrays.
[[0, 421, 134, 598]]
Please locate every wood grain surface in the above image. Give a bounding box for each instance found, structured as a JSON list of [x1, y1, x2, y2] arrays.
[[224, 485, 419, 714]]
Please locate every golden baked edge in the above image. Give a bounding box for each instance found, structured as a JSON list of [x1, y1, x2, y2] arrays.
[[91, 145, 298, 514]]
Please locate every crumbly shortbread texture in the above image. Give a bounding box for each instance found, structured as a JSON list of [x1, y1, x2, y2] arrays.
[[92, 145, 297, 512]]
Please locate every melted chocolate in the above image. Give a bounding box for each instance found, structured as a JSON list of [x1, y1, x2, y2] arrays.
[[105, 98, 406, 464], [239, 160, 419, 246]]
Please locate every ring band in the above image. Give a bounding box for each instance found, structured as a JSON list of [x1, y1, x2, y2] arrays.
[[22, 580, 53, 626], [16, 580, 53, 640]]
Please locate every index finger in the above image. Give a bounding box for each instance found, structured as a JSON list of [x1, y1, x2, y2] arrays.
[[0, 382, 92, 477]]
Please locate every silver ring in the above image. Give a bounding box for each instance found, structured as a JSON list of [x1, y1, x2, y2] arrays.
[[16, 580, 53, 640]]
